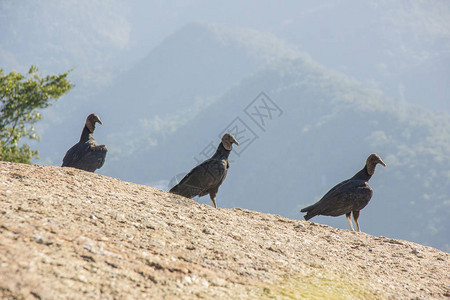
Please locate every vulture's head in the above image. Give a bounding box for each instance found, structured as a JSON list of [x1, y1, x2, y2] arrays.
[[86, 113, 103, 133], [366, 153, 386, 175], [222, 133, 239, 151]]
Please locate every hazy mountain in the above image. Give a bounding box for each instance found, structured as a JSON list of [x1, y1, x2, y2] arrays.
[[137, 57, 450, 251], [99, 21, 301, 119], [2, 1, 447, 166], [2, 0, 448, 112], [123, 0, 450, 112], [94, 22, 303, 176]]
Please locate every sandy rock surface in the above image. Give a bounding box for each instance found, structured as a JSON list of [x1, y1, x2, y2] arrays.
[[0, 161, 449, 299]]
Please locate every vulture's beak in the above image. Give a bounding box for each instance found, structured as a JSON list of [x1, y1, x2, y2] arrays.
[[96, 118, 103, 125], [232, 137, 239, 146], [379, 160, 386, 167]]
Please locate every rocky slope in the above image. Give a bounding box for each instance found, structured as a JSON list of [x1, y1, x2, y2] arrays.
[[0, 161, 449, 299]]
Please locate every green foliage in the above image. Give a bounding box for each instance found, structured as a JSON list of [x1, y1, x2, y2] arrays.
[[0, 66, 73, 163]]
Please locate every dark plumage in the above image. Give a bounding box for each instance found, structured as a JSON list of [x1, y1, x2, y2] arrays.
[[300, 153, 386, 232], [169, 133, 239, 208], [62, 113, 107, 172]]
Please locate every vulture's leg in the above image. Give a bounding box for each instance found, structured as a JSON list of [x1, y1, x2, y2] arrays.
[[353, 210, 360, 232], [346, 212, 355, 231], [209, 193, 217, 208]]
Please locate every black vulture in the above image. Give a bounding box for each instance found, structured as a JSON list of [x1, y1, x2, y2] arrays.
[[300, 153, 386, 232], [62, 113, 107, 172], [169, 133, 239, 208]]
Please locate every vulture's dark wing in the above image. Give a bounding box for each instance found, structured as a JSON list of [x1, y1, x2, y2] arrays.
[[62, 141, 89, 167], [76, 145, 107, 172], [170, 159, 227, 198], [302, 179, 373, 219], [93, 146, 107, 169], [62, 142, 107, 172]]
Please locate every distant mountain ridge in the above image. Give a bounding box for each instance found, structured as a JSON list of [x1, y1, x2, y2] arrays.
[[99, 21, 303, 118], [96, 22, 307, 175]]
